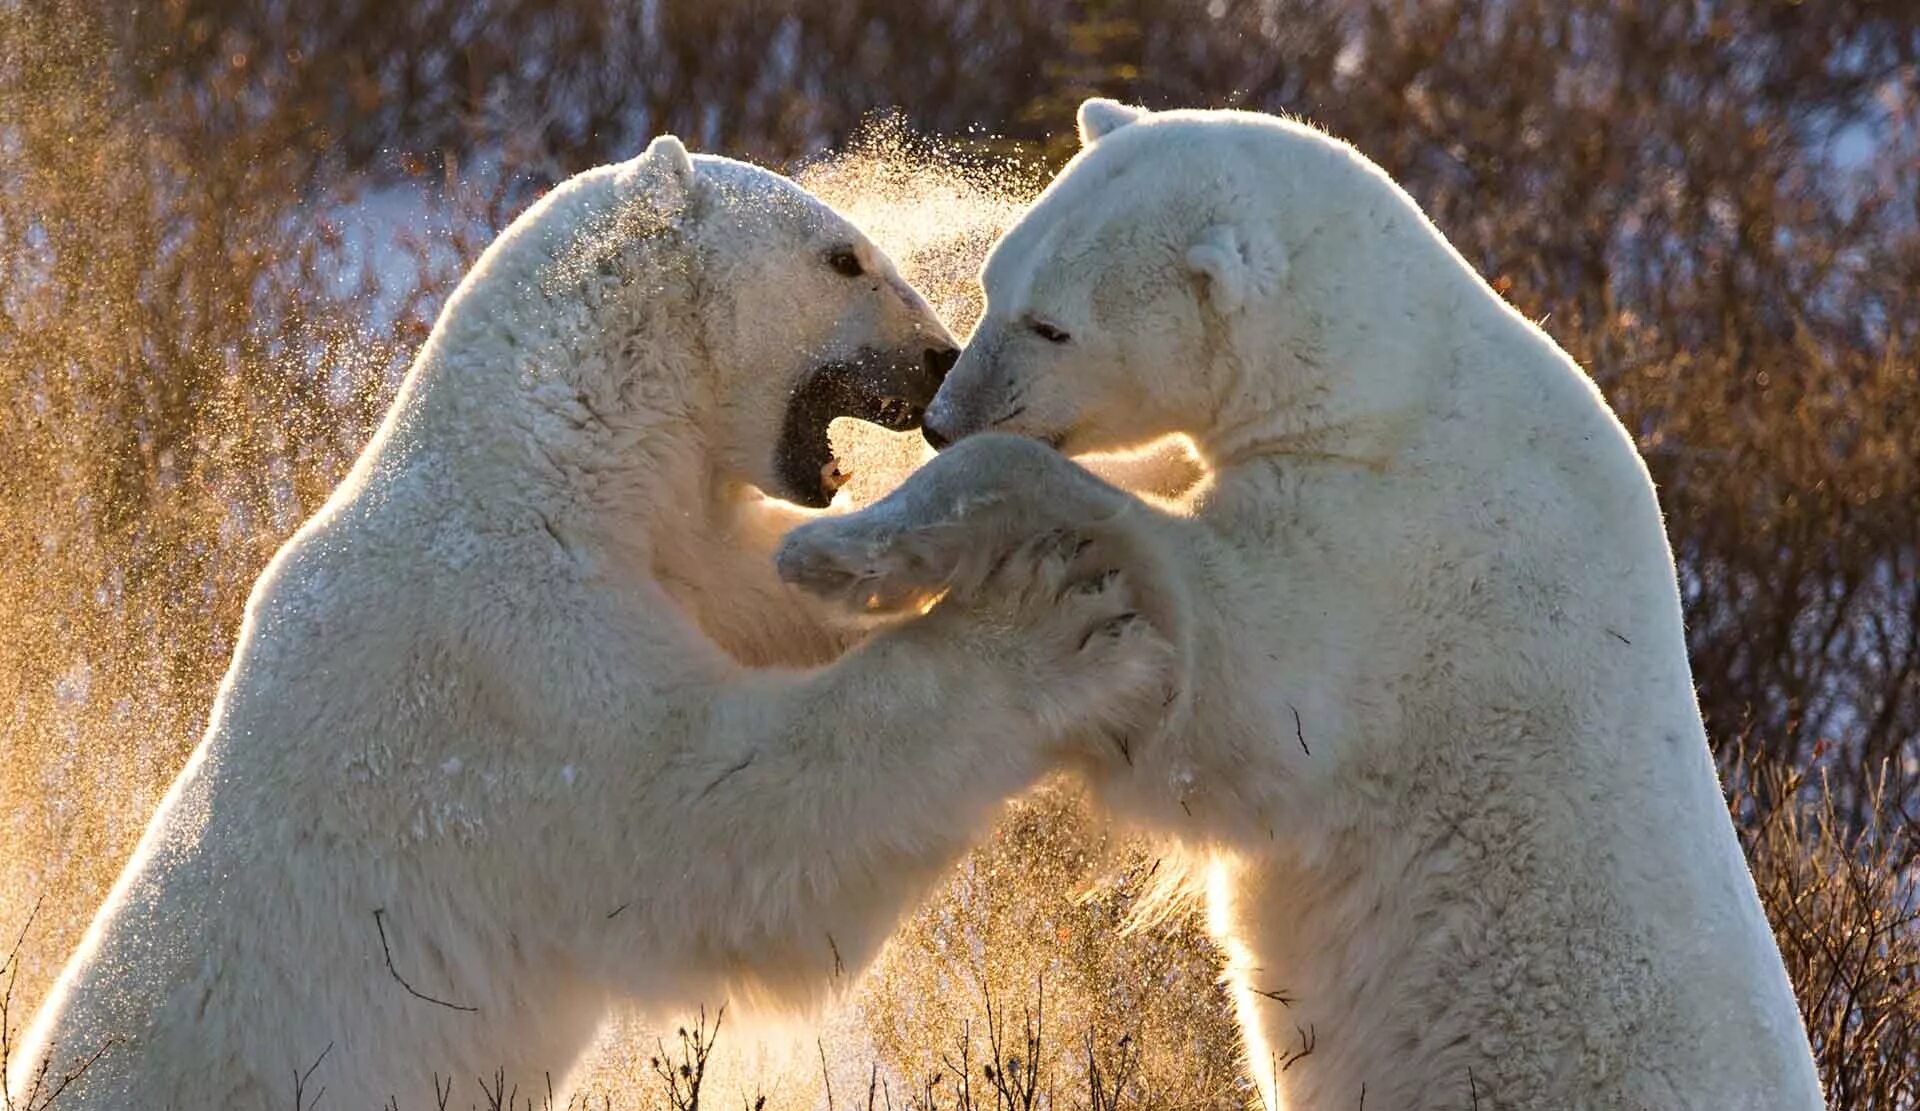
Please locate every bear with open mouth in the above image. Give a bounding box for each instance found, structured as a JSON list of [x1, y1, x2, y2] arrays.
[[8, 135, 1172, 1109]]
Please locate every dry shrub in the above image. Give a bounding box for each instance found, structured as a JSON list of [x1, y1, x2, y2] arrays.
[[860, 789, 1249, 1111], [1736, 750, 1920, 1110], [1, 2, 1915, 1108]]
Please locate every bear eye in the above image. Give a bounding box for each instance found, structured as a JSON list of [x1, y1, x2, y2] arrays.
[[826, 247, 864, 278], [1030, 320, 1071, 344]]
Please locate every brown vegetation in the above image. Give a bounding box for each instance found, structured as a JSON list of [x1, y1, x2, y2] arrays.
[[1, 1, 1914, 1106]]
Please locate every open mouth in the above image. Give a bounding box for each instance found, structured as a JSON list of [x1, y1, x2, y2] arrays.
[[774, 349, 940, 507]]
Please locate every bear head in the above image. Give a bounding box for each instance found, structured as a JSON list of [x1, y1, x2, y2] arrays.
[[480, 135, 957, 509], [925, 100, 1409, 462], [656, 139, 959, 506]]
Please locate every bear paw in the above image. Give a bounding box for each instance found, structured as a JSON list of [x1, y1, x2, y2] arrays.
[[775, 513, 978, 614], [954, 529, 1174, 731]]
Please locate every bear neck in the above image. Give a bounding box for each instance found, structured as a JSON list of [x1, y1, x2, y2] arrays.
[[644, 458, 857, 667]]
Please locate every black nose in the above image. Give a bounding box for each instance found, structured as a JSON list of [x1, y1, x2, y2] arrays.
[[922, 416, 954, 451], [924, 345, 960, 381]]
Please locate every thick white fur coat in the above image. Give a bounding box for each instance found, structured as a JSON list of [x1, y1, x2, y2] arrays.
[[8, 140, 1168, 1108], [779, 104, 1823, 1110]]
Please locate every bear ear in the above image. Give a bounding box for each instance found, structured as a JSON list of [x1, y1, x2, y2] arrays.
[[1077, 98, 1147, 147], [1185, 224, 1286, 315], [626, 134, 697, 215]]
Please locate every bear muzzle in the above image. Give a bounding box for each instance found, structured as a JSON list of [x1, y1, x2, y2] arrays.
[[773, 344, 957, 507], [919, 342, 1013, 450]]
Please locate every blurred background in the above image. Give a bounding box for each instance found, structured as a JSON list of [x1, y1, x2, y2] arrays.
[[0, 1, 1915, 1107]]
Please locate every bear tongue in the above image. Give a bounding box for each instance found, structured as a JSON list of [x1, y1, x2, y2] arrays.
[[820, 458, 852, 497]]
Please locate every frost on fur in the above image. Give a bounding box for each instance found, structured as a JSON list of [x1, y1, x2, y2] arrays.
[[4, 143, 1169, 1110], [786, 102, 1826, 1111]]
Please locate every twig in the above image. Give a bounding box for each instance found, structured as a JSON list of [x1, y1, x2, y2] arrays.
[[3, 896, 118, 1111], [818, 1039, 834, 1111], [1, 898, 42, 1111], [1084, 1029, 1138, 1111], [651, 1005, 723, 1111], [1278, 1023, 1315, 1072], [292, 1041, 333, 1111], [372, 909, 478, 1013], [699, 754, 756, 799], [10, 1034, 118, 1111], [477, 1066, 514, 1111]]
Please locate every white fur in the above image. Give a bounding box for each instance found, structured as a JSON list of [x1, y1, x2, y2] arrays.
[[779, 106, 1823, 1110], [1076, 98, 1147, 146], [7, 138, 1170, 1108]]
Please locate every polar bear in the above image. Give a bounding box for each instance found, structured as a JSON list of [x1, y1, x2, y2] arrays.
[[6, 137, 1169, 1109], [777, 103, 1824, 1109]]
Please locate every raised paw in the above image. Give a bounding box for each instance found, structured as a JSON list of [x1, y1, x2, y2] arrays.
[[963, 529, 1175, 731], [774, 513, 967, 613], [775, 434, 1127, 614]]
